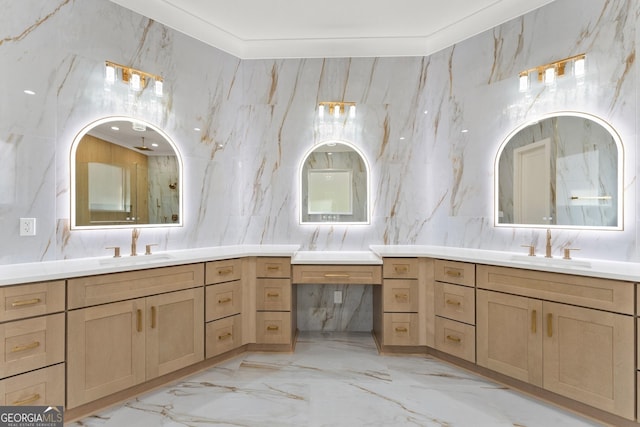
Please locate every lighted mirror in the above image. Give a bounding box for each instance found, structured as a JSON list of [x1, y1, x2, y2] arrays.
[[300, 140, 369, 224], [71, 117, 182, 229], [496, 112, 622, 229]]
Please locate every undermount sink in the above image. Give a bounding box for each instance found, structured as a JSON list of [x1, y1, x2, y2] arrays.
[[99, 253, 173, 266], [509, 254, 591, 269]]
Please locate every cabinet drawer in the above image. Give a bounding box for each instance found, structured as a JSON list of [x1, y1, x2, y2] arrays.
[[434, 260, 475, 287], [0, 281, 65, 322], [206, 314, 242, 358], [477, 265, 634, 314], [206, 259, 242, 284], [383, 313, 419, 346], [256, 312, 292, 345], [383, 258, 419, 279], [434, 282, 475, 325], [0, 313, 64, 379], [0, 363, 64, 407], [256, 279, 291, 311], [434, 316, 476, 363], [292, 265, 382, 285], [256, 257, 291, 278], [206, 281, 242, 321], [68, 263, 205, 309], [383, 279, 418, 312]]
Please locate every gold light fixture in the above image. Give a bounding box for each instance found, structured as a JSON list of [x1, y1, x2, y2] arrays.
[[104, 60, 164, 97], [318, 101, 356, 119], [518, 53, 586, 91]]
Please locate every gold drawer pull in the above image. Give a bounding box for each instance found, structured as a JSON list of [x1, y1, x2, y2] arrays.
[[267, 265, 281, 271], [266, 292, 280, 298], [12, 393, 40, 406], [394, 293, 408, 300], [137, 309, 143, 332], [266, 325, 280, 331], [445, 270, 462, 277], [446, 335, 462, 343], [395, 327, 408, 332], [531, 309, 537, 334], [151, 306, 157, 329], [547, 313, 553, 338], [11, 298, 41, 307], [324, 274, 350, 278], [218, 332, 232, 340], [394, 266, 409, 273], [218, 297, 232, 304], [218, 268, 233, 275], [11, 341, 40, 353], [445, 299, 461, 306]]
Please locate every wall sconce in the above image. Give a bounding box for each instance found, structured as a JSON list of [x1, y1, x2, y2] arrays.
[[318, 101, 356, 119], [518, 53, 586, 91], [104, 60, 164, 97]]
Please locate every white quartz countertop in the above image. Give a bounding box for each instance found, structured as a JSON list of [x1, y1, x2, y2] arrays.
[[292, 250, 382, 265], [370, 245, 640, 282], [0, 245, 300, 286], [3, 244, 640, 286]]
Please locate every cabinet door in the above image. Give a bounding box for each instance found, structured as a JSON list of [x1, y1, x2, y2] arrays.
[[543, 301, 634, 419], [67, 299, 146, 408], [476, 290, 543, 386], [146, 288, 204, 379]]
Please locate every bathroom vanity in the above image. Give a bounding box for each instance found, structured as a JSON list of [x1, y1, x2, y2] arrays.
[[0, 245, 639, 426]]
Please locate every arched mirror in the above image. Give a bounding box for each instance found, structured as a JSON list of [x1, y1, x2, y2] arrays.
[[70, 117, 182, 229], [495, 112, 622, 229], [300, 140, 370, 224]]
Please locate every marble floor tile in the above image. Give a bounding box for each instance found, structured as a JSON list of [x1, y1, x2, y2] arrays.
[[70, 331, 605, 426]]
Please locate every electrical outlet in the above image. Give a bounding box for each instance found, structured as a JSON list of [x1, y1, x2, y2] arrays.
[[20, 218, 36, 236], [334, 290, 342, 304]]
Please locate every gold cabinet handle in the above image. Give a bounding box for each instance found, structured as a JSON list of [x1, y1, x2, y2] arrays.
[[445, 270, 462, 277], [446, 335, 462, 343], [445, 299, 461, 306], [218, 268, 233, 275], [547, 313, 553, 338], [394, 265, 409, 273], [11, 298, 41, 307], [266, 325, 280, 331], [151, 306, 157, 329], [137, 309, 143, 332], [395, 327, 408, 332], [531, 310, 537, 334], [267, 265, 281, 271], [266, 292, 280, 298], [11, 341, 40, 353], [218, 332, 232, 340], [324, 274, 351, 278], [394, 293, 408, 300], [12, 393, 40, 406], [218, 297, 232, 304]]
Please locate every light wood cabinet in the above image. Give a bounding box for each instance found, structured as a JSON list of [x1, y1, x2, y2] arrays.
[[0, 280, 65, 409], [255, 257, 294, 347], [206, 259, 242, 284], [292, 264, 381, 285], [434, 316, 475, 363], [206, 314, 242, 358], [477, 266, 635, 420], [67, 265, 205, 409], [206, 280, 242, 321]]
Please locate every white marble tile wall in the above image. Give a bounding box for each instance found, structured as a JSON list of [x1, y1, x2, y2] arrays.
[[0, 0, 637, 265]]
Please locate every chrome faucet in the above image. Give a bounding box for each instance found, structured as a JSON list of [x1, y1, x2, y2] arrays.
[[545, 229, 552, 258], [131, 228, 140, 256]]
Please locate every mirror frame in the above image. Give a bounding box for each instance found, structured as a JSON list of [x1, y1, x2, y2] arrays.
[[70, 116, 183, 230], [299, 139, 371, 225], [494, 111, 624, 230]]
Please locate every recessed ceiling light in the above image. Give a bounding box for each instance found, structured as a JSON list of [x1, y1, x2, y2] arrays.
[[110, 126, 120, 131], [151, 143, 159, 147], [461, 129, 469, 133], [23, 90, 35, 95], [194, 127, 201, 131], [423, 110, 428, 114], [399, 137, 406, 140]]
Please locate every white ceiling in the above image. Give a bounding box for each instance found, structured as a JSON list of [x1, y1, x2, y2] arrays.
[[109, 0, 556, 59]]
